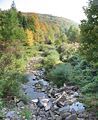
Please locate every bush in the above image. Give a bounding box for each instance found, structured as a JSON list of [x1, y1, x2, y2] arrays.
[[43, 50, 60, 70], [0, 41, 36, 100], [47, 54, 98, 91], [0, 53, 26, 98], [47, 63, 74, 87], [58, 43, 79, 62]]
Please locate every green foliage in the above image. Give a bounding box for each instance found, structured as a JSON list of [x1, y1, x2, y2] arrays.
[[0, 8, 26, 41], [0, 40, 39, 100], [0, 54, 20, 97], [27, 16, 35, 31], [54, 34, 68, 46], [80, 0, 98, 63], [58, 43, 79, 62], [20, 106, 32, 120], [48, 63, 73, 87], [66, 26, 80, 42], [82, 76, 98, 93], [47, 54, 98, 92], [43, 50, 60, 70], [17, 11, 28, 29]]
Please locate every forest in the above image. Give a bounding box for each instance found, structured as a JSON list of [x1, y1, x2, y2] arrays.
[[0, 0, 98, 119]]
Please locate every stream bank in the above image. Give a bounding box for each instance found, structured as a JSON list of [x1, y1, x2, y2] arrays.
[[1, 57, 97, 120]]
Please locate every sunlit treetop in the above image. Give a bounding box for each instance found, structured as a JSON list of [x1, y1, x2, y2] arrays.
[[11, 1, 16, 9]]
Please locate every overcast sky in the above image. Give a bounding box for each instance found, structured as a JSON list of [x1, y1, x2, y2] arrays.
[[0, 0, 88, 23]]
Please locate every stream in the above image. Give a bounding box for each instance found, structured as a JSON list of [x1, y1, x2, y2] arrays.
[[3, 57, 96, 120]]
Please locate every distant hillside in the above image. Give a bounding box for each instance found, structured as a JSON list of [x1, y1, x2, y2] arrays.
[[0, 7, 79, 45], [22, 12, 79, 45], [23, 12, 78, 30], [38, 13, 78, 27]]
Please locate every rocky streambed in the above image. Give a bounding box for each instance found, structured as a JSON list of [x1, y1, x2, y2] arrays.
[[1, 57, 97, 120]]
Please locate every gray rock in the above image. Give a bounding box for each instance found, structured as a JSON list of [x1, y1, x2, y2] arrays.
[[37, 116, 42, 120], [45, 101, 52, 111], [53, 104, 59, 110], [49, 110, 55, 120], [70, 102, 85, 113], [39, 79, 49, 86], [70, 108, 76, 114], [16, 101, 24, 108], [60, 112, 71, 119], [72, 92, 79, 97], [24, 85, 47, 100], [32, 99, 39, 103], [38, 98, 52, 111], [5, 119, 10, 120], [55, 115, 62, 120], [26, 74, 36, 81], [77, 118, 85, 120], [66, 114, 77, 120], [59, 105, 70, 113], [6, 111, 16, 119], [78, 113, 88, 118]]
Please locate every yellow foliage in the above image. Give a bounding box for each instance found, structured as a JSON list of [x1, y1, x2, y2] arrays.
[[26, 29, 34, 46]]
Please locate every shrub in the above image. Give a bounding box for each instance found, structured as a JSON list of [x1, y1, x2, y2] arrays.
[[58, 43, 79, 62], [43, 50, 60, 70], [20, 106, 32, 120], [0, 41, 36, 100], [47, 63, 74, 87], [0, 53, 26, 98], [47, 54, 98, 91]]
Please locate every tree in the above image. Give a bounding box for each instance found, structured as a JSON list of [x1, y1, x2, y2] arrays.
[[11, 1, 16, 9], [80, 0, 98, 63], [27, 16, 35, 31], [0, 8, 26, 40], [17, 11, 28, 29], [67, 26, 79, 42], [26, 29, 34, 46]]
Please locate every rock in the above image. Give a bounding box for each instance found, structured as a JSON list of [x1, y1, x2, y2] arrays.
[[39, 79, 49, 86], [6, 111, 16, 119], [32, 99, 39, 103], [37, 116, 42, 120], [59, 105, 70, 113], [35, 83, 42, 89], [66, 96, 77, 104], [60, 112, 71, 119], [26, 74, 36, 81], [70, 102, 85, 113], [45, 101, 52, 111], [32, 115, 36, 120], [38, 98, 52, 111], [65, 114, 77, 120], [53, 104, 59, 110], [70, 108, 76, 114], [5, 118, 10, 120], [77, 118, 85, 120], [25, 86, 47, 100], [55, 116, 62, 120], [78, 113, 88, 118], [49, 110, 55, 120], [57, 101, 66, 107], [19, 64, 90, 120], [72, 92, 79, 97], [16, 101, 24, 108]]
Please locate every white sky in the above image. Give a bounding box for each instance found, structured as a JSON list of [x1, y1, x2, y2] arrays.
[[0, 0, 88, 23]]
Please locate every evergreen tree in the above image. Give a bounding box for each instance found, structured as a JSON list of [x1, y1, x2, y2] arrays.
[[0, 2, 26, 41], [17, 11, 28, 29], [67, 26, 79, 42], [80, 0, 98, 63], [11, 1, 16, 9]]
